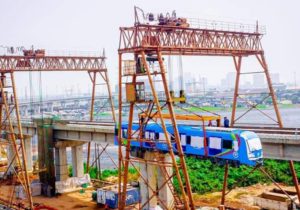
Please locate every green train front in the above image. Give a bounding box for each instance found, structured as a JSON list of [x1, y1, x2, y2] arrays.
[[116, 123, 263, 166]]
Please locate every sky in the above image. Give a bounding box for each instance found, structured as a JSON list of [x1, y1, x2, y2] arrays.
[[1, 0, 300, 98]]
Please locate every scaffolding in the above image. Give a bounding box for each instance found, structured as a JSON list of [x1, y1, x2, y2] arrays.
[[117, 7, 288, 210], [0, 48, 116, 209]]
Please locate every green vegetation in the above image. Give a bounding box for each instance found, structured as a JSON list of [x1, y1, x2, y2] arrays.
[[174, 158, 300, 194], [175, 103, 298, 115], [186, 106, 224, 112], [68, 159, 300, 195], [279, 103, 296, 108], [68, 163, 138, 181], [94, 112, 111, 117], [255, 104, 267, 109]]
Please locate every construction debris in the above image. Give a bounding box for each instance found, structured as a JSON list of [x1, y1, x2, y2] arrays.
[[97, 184, 139, 209], [254, 188, 299, 210], [55, 174, 91, 194]]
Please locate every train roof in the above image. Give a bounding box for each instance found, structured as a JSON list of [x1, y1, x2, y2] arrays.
[[121, 122, 258, 139], [121, 122, 240, 132]]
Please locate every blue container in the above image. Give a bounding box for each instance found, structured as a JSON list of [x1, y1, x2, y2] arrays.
[[97, 185, 140, 209]]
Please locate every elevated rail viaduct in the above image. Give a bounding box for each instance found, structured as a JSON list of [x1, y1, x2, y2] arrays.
[[5, 119, 300, 197]]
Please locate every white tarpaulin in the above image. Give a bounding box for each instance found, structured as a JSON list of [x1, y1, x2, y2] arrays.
[[55, 174, 91, 194]]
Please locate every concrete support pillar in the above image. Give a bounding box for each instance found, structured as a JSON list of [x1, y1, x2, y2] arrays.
[[35, 118, 55, 196], [25, 106, 29, 116], [7, 143, 15, 175], [24, 136, 33, 171], [157, 153, 174, 208], [146, 152, 158, 209], [139, 157, 149, 210], [72, 145, 84, 177], [47, 103, 54, 112], [139, 151, 174, 210], [32, 135, 38, 162], [55, 147, 68, 181]]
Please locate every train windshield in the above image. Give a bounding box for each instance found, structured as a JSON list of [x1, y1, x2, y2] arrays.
[[247, 137, 262, 152]]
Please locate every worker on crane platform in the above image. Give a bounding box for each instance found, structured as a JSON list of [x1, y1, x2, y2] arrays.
[[224, 117, 230, 128]]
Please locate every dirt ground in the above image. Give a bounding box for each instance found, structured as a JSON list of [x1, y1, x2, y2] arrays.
[[0, 185, 99, 210], [34, 190, 99, 210], [193, 183, 299, 210], [0, 183, 299, 209]]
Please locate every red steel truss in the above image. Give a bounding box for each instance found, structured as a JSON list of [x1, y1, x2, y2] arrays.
[[0, 52, 116, 209], [119, 24, 263, 56], [118, 14, 285, 209], [118, 23, 282, 127], [0, 55, 106, 72]]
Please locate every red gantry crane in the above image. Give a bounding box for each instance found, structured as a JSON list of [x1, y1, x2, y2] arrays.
[[0, 47, 116, 209], [116, 7, 296, 210]]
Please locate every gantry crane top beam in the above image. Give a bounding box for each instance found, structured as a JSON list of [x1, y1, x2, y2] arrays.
[[0, 55, 107, 72], [119, 24, 264, 56]]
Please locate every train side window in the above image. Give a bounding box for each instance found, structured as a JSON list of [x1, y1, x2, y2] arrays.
[[150, 132, 155, 140], [186, 136, 191, 145], [209, 137, 222, 149], [191, 136, 204, 148], [159, 133, 167, 140], [222, 140, 233, 149], [132, 130, 139, 138], [181, 134, 186, 145], [155, 133, 159, 140], [145, 131, 149, 139], [159, 133, 171, 141], [171, 135, 175, 141]]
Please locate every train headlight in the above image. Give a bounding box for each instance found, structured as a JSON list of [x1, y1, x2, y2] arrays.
[[248, 153, 255, 158]]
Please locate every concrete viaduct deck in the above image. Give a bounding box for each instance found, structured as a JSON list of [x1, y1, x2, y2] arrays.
[[12, 120, 300, 162]]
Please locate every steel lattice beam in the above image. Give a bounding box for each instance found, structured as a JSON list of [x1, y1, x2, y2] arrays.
[[119, 25, 263, 55], [0, 56, 106, 72]]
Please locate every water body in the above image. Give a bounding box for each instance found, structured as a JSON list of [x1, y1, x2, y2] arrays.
[[218, 107, 300, 128]]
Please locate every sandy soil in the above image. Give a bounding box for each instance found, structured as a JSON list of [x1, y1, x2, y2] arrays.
[[0, 182, 299, 210], [34, 190, 98, 210], [193, 183, 299, 209]]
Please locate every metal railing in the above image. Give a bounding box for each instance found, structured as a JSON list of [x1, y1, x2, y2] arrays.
[[188, 18, 266, 34], [134, 8, 266, 34]]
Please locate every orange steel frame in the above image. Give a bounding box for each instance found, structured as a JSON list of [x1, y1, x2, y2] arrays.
[[117, 20, 300, 209], [0, 54, 116, 209], [118, 24, 283, 127], [118, 51, 195, 209]]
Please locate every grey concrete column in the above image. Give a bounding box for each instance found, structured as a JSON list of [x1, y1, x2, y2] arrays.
[[145, 151, 158, 209], [47, 103, 54, 112], [24, 136, 33, 171], [7, 144, 15, 175], [55, 147, 68, 181], [35, 117, 55, 196], [139, 158, 149, 210], [157, 153, 174, 208], [71, 145, 84, 177]]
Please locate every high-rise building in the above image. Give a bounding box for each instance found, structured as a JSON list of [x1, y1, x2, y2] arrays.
[[220, 72, 235, 90], [270, 73, 280, 84], [252, 74, 265, 88]]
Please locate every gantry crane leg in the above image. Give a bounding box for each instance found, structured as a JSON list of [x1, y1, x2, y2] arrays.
[[0, 72, 33, 209]]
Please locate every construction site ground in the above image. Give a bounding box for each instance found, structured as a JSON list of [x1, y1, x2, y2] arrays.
[[194, 183, 298, 209], [1, 182, 299, 209]]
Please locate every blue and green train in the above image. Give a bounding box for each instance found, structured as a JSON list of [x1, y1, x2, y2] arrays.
[[115, 123, 263, 166]]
